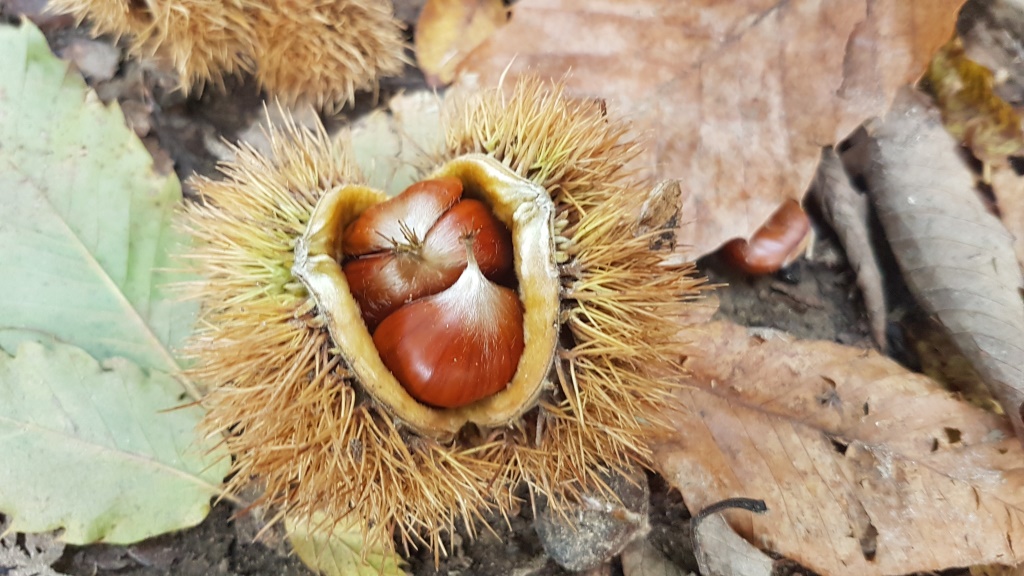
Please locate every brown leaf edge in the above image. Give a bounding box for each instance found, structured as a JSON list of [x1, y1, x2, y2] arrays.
[[654, 321, 1024, 576]]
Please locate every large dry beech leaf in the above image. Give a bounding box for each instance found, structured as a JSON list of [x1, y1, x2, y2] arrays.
[[456, 0, 963, 258], [654, 321, 1024, 576], [864, 89, 1024, 440]]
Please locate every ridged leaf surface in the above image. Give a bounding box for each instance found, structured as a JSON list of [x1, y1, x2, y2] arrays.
[[0, 21, 195, 373], [0, 22, 224, 545], [0, 340, 226, 544]]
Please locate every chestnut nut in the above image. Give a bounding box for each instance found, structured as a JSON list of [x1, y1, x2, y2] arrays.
[[341, 177, 523, 408], [293, 154, 560, 438]]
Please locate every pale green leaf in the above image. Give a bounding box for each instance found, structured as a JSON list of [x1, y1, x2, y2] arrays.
[[0, 340, 228, 545], [0, 21, 195, 374], [286, 512, 407, 576]]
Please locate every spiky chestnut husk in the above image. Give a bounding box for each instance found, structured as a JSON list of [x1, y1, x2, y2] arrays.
[[182, 78, 708, 556], [48, 0, 257, 90], [252, 0, 406, 112], [48, 0, 404, 103]]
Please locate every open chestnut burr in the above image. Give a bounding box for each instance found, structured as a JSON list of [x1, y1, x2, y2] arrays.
[[184, 77, 707, 556]]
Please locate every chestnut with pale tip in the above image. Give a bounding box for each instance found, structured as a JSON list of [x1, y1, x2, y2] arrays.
[[342, 179, 515, 329], [372, 240, 525, 409], [342, 176, 463, 256]]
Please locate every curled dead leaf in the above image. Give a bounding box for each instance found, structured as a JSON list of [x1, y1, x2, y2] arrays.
[[958, 0, 1024, 107], [655, 321, 1024, 576], [637, 180, 683, 252], [811, 147, 888, 349], [535, 469, 650, 572], [692, 514, 773, 576], [0, 515, 65, 576], [924, 37, 1024, 165], [620, 538, 688, 576], [864, 88, 1024, 440]]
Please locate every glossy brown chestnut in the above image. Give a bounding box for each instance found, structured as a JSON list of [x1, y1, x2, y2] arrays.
[[340, 176, 523, 408], [425, 199, 516, 286], [342, 176, 463, 256], [372, 251, 525, 408], [720, 199, 809, 275], [342, 185, 514, 329]]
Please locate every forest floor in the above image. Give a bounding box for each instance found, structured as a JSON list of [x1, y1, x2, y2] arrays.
[[0, 1, 942, 574]]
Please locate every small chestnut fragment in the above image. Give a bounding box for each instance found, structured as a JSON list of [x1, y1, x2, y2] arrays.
[[372, 246, 525, 409], [720, 199, 810, 275]]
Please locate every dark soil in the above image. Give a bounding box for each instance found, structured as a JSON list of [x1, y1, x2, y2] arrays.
[[1, 1, 899, 574]]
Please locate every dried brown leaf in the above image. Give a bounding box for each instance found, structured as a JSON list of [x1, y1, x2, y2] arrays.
[[535, 470, 650, 572], [864, 88, 1024, 439], [59, 38, 119, 82], [811, 147, 888, 349], [959, 0, 1024, 107], [347, 91, 445, 194], [902, 312, 997, 411], [692, 515, 773, 576], [972, 563, 1024, 576], [924, 38, 1024, 164], [414, 0, 507, 87], [456, 0, 962, 258], [0, 516, 66, 576], [654, 321, 1024, 576], [637, 180, 683, 245]]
